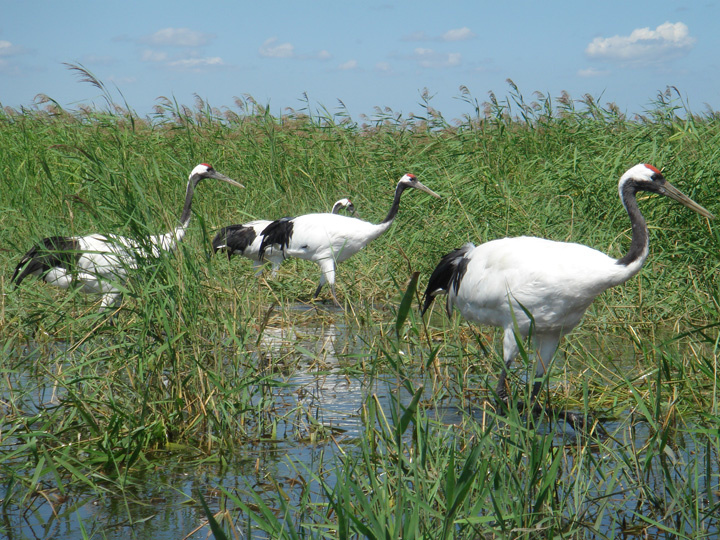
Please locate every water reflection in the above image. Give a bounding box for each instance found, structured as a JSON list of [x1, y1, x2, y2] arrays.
[[2, 315, 719, 539], [254, 319, 391, 439]]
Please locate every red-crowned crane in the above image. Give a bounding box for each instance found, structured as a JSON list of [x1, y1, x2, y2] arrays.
[[422, 164, 713, 427], [259, 174, 441, 305], [211, 198, 355, 276], [12, 164, 243, 312]]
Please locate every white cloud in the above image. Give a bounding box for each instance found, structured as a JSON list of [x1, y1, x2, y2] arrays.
[[260, 37, 294, 58], [402, 31, 431, 42], [442, 27, 475, 42], [338, 59, 358, 70], [375, 61, 392, 72], [259, 38, 329, 61], [0, 40, 26, 73], [413, 48, 461, 68], [141, 49, 168, 62], [403, 27, 475, 42], [148, 28, 212, 47], [167, 57, 224, 69], [0, 39, 25, 57], [586, 22, 695, 64], [446, 53, 461, 65], [140, 46, 223, 70], [578, 67, 610, 77]]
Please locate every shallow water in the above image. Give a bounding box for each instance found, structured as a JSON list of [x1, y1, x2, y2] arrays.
[[2, 312, 718, 539], [2, 318, 401, 539]]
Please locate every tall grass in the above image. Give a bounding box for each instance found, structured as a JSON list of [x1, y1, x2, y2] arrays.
[[214, 279, 720, 539], [1, 71, 719, 537]]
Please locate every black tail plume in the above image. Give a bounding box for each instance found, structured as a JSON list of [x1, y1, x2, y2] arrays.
[[12, 236, 80, 286], [421, 243, 475, 315], [212, 224, 256, 258]]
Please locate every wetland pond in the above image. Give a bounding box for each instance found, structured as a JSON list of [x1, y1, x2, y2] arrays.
[[2, 307, 719, 539]]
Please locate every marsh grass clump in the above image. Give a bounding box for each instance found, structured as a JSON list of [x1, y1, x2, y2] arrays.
[[1, 75, 719, 537], [220, 279, 720, 539]]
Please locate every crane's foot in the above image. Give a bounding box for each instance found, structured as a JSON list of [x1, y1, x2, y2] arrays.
[[553, 409, 608, 438], [310, 284, 341, 308], [493, 395, 543, 420], [494, 396, 607, 438], [328, 285, 341, 307]]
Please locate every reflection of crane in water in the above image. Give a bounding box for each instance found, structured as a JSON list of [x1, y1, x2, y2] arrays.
[[256, 322, 367, 436]]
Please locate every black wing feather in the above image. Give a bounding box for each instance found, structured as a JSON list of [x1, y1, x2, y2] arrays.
[[421, 243, 475, 315], [12, 236, 80, 286], [258, 218, 294, 259], [212, 225, 257, 258]]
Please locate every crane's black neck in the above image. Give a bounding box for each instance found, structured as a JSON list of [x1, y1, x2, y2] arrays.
[[616, 180, 649, 267], [179, 176, 199, 228], [381, 182, 408, 224]]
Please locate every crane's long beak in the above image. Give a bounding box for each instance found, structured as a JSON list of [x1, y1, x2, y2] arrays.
[[660, 181, 714, 219], [415, 180, 442, 199], [211, 171, 245, 189]]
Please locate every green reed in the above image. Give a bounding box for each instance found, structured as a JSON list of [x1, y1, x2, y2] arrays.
[[217, 280, 719, 539], [1, 71, 719, 537]]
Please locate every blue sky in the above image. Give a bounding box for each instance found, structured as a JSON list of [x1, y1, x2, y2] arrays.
[[2, 1, 719, 122]]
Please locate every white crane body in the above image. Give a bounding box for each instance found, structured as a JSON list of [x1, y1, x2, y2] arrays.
[[423, 164, 713, 409], [449, 236, 646, 336], [212, 199, 354, 276], [259, 174, 440, 304], [278, 213, 390, 263], [13, 164, 243, 312]]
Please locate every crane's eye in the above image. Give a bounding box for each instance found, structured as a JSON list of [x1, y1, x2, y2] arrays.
[[651, 172, 664, 183]]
